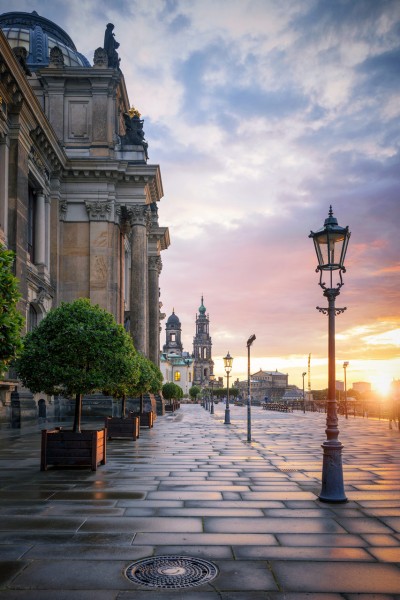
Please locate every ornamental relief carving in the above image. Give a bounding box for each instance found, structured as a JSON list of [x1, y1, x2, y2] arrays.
[[85, 200, 112, 221], [148, 256, 162, 274], [59, 199, 68, 220], [116, 204, 151, 229]]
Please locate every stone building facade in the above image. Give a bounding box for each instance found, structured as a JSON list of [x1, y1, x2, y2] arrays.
[[0, 11, 169, 426], [234, 369, 289, 402]]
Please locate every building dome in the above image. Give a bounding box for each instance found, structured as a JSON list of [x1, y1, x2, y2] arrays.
[[0, 11, 91, 70], [166, 309, 180, 327]]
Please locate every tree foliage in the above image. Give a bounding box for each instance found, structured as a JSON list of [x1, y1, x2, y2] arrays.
[[189, 385, 201, 399], [16, 298, 135, 431], [162, 382, 181, 400], [0, 245, 24, 378]]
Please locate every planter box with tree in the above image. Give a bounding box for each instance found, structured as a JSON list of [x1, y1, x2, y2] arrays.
[[16, 298, 137, 469]]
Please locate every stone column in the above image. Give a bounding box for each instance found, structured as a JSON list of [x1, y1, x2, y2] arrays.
[[0, 134, 9, 245], [129, 205, 150, 356], [45, 195, 51, 269], [148, 255, 162, 365], [34, 190, 46, 265]]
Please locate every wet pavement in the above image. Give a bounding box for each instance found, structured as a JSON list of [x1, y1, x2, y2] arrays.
[[0, 403, 399, 599]]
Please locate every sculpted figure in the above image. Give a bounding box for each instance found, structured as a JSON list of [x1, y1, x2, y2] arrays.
[[121, 110, 149, 159], [13, 47, 32, 75], [104, 23, 120, 69], [49, 46, 64, 68], [93, 47, 108, 68]]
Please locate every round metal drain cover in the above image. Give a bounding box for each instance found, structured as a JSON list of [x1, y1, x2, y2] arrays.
[[125, 555, 218, 589]]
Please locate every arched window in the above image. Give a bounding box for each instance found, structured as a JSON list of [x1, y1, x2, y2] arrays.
[[28, 303, 38, 332], [174, 371, 181, 381]]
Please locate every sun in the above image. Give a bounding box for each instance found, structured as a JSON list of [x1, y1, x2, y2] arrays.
[[369, 375, 393, 397]]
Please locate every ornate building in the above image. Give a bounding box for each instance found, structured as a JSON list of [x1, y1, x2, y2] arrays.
[[0, 11, 170, 425], [192, 296, 214, 386], [160, 309, 194, 395]]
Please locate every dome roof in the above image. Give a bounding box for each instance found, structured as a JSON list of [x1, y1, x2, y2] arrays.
[[0, 11, 91, 70], [166, 310, 180, 327]]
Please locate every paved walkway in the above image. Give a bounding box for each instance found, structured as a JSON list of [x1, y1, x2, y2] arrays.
[[0, 403, 399, 599]]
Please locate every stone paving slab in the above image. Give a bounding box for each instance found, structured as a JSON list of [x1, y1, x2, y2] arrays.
[[1, 404, 400, 598]]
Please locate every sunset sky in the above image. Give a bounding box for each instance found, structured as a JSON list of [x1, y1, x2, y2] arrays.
[[3, 0, 400, 393]]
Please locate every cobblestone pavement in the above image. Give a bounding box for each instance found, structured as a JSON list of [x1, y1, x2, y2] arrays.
[[0, 403, 399, 599]]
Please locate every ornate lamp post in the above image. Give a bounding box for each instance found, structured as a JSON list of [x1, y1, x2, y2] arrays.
[[302, 371, 307, 413], [223, 351, 233, 425], [343, 361, 349, 419], [309, 206, 350, 503], [209, 375, 215, 415], [247, 335, 256, 442]]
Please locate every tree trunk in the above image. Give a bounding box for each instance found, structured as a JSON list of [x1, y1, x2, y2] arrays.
[[121, 394, 126, 418], [73, 393, 82, 433]]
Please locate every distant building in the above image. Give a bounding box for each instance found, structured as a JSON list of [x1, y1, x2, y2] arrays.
[[160, 310, 194, 395], [352, 382, 371, 393], [234, 369, 289, 402], [192, 297, 214, 386]]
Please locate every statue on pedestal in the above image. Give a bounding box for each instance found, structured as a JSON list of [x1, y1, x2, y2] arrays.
[[121, 108, 149, 159]]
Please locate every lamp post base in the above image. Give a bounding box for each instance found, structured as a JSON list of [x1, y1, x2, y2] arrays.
[[318, 441, 347, 503], [224, 408, 231, 425]]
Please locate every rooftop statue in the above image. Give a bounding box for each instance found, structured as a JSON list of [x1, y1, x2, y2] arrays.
[[104, 23, 120, 69], [121, 108, 149, 160]]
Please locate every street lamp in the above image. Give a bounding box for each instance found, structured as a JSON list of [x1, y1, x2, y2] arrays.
[[223, 351, 233, 425], [247, 334, 256, 442], [343, 361, 349, 419], [309, 206, 350, 503], [302, 372, 307, 414], [209, 375, 215, 415]]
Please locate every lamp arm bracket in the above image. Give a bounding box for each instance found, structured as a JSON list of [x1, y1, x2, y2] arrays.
[[316, 306, 347, 316]]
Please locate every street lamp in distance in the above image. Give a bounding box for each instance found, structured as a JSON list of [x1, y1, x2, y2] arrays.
[[209, 374, 215, 415], [343, 361, 349, 419], [223, 351, 233, 425], [247, 334, 256, 442], [309, 205, 350, 503], [302, 371, 307, 414]]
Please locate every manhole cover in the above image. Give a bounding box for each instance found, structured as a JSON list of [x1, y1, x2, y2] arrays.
[[125, 555, 218, 589]]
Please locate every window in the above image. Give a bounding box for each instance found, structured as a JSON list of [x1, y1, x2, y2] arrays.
[[189, 373, 192, 382], [170, 333, 176, 342], [174, 371, 181, 381], [28, 303, 38, 332]]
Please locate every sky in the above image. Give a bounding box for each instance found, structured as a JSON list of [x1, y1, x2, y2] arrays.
[[2, 0, 400, 394]]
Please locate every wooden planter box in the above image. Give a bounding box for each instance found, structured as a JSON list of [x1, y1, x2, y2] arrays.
[[41, 428, 106, 471], [105, 416, 140, 440], [130, 411, 154, 428]]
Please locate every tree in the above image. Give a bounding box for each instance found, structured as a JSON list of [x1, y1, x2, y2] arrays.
[[16, 298, 135, 432], [162, 382, 181, 404], [103, 348, 140, 419], [189, 385, 201, 400], [0, 245, 24, 379], [129, 353, 163, 414]]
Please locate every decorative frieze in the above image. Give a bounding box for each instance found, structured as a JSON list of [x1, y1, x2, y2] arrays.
[[85, 200, 112, 221]]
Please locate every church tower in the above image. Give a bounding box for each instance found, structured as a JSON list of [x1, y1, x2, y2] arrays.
[[193, 296, 214, 386], [163, 309, 183, 355]]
